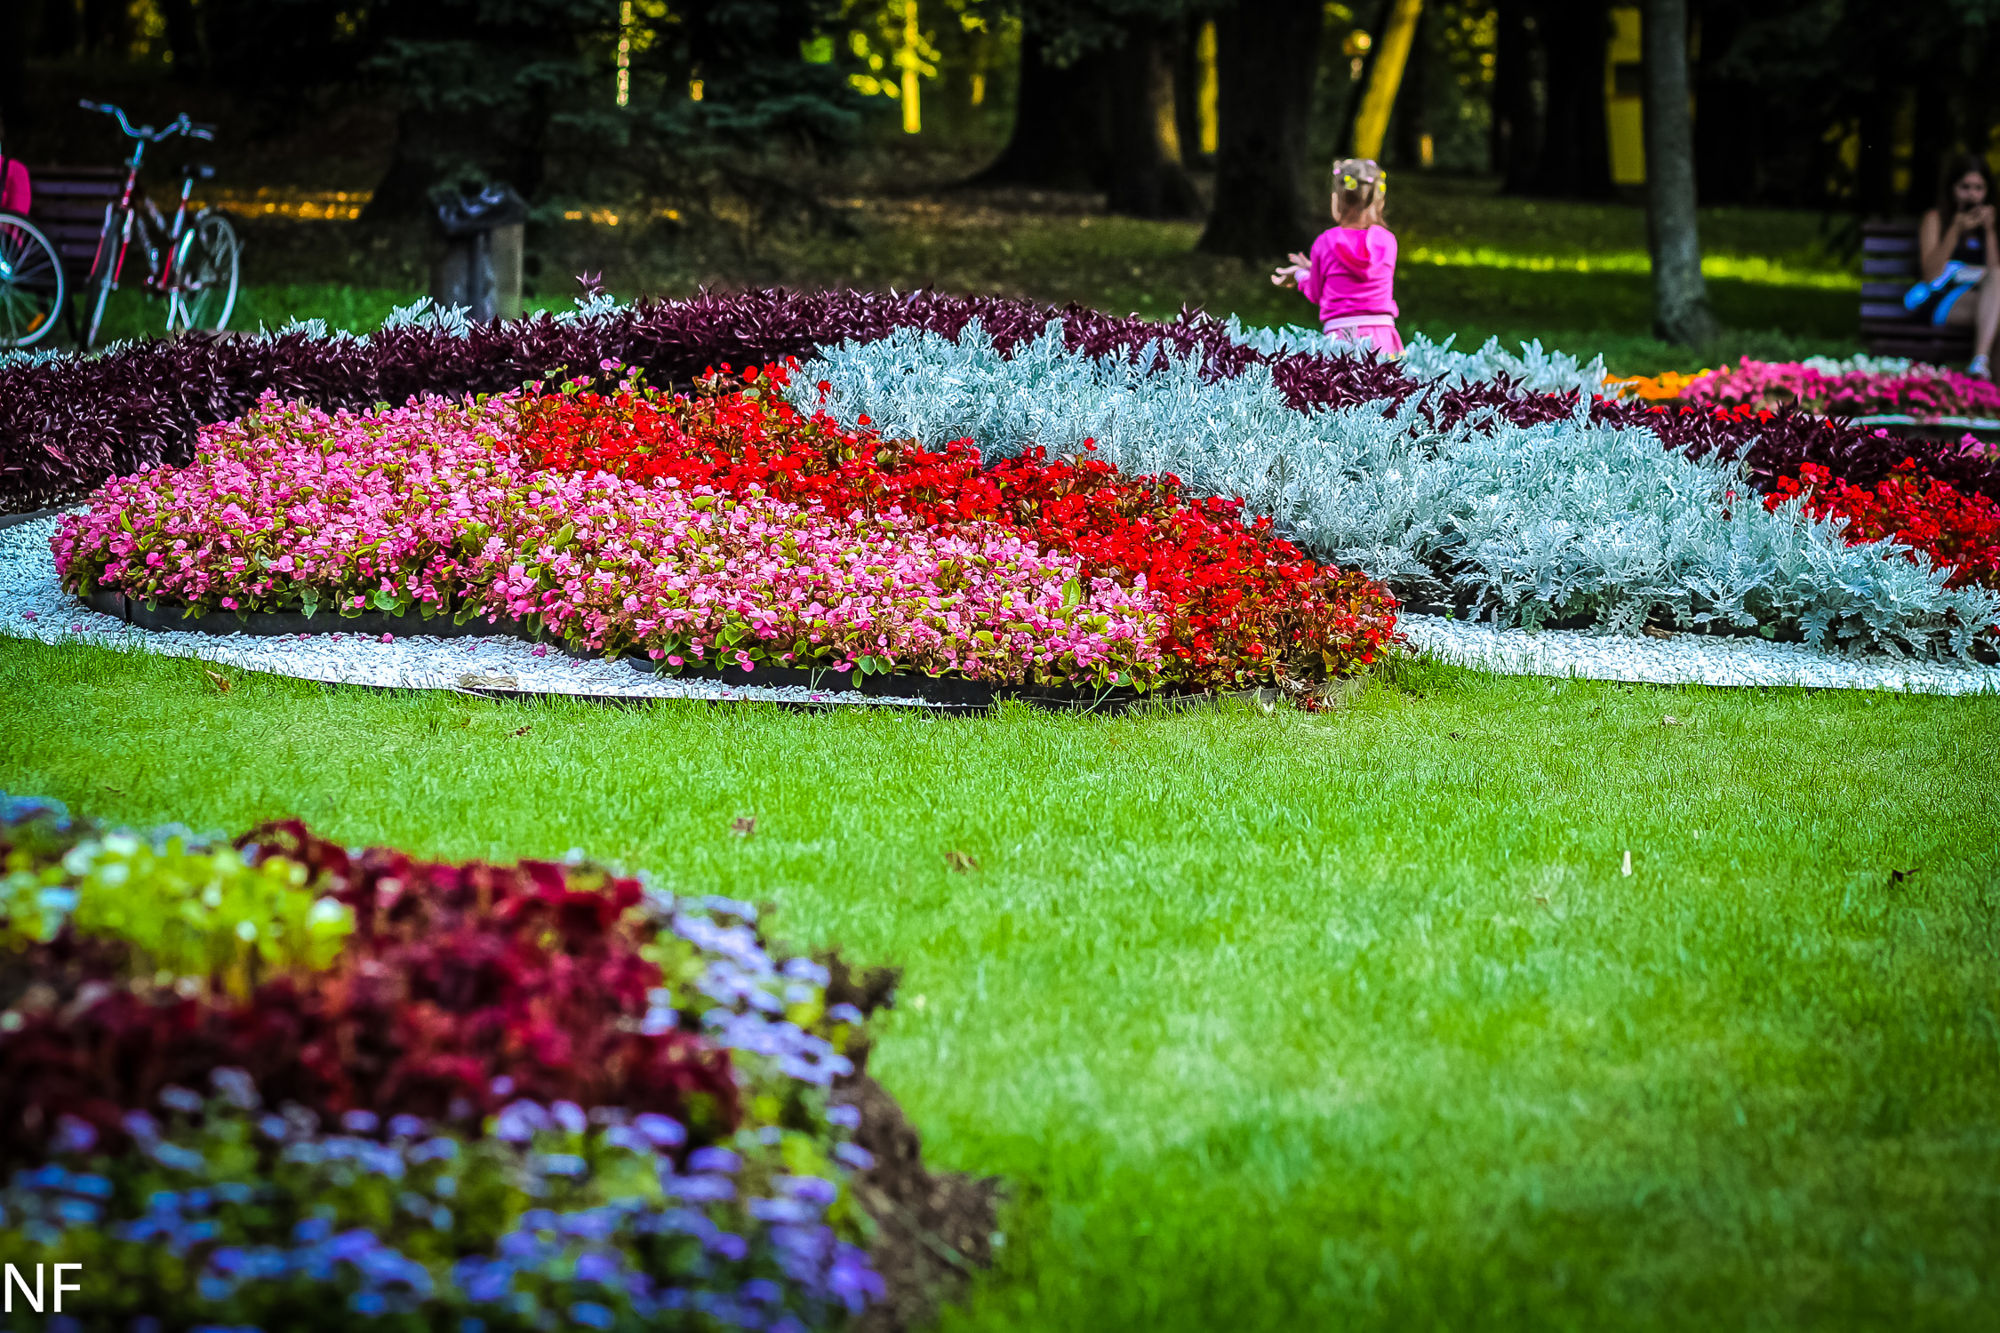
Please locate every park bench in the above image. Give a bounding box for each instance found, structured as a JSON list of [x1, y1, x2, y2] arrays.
[[21, 164, 124, 340], [1861, 218, 1975, 363]]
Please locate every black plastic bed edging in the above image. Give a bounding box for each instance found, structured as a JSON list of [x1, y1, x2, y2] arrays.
[[84, 589, 545, 642], [624, 651, 1178, 711], [80, 590, 1206, 715]]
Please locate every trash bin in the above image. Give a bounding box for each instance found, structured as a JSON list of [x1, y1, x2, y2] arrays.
[[431, 183, 527, 323]]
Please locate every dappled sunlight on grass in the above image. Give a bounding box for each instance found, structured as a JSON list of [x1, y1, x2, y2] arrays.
[[1403, 243, 1858, 291], [51, 171, 1865, 376]]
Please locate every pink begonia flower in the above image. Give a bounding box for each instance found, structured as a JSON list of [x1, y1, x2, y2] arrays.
[[52, 391, 1165, 688], [1685, 356, 2000, 422]]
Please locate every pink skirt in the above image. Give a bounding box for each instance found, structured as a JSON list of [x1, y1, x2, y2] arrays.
[[1323, 316, 1403, 357]]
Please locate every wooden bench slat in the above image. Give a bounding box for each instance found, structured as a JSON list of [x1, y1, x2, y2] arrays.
[[1861, 321, 1971, 339], [31, 211, 112, 229], [1858, 218, 1981, 360], [13, 167, 131, 286]]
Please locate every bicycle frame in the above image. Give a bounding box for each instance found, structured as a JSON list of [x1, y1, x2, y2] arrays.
[[93, 137, 198, 296], [82, 101, 212, 301]]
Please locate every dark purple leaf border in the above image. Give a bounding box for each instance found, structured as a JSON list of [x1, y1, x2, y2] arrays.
[[5, 289, 1995, 512]]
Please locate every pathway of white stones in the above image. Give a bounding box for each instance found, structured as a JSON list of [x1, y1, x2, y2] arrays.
[[5, 515, 1996, 703]]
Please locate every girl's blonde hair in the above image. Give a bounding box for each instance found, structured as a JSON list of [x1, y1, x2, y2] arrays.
[[1330, 157, 1387, 224]]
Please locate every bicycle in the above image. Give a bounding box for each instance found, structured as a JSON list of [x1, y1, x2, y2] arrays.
[[0, 144, 65, 349], [78, 99, 241, 348]]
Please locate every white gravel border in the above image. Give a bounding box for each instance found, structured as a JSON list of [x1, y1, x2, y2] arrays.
[[1398, 614, 2000, 695], [0, 516, 929, 710], [5, 514, 1997, 699]]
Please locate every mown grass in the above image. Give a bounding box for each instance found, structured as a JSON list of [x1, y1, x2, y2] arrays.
[[55, 171, 1859, 374], [3, 635, 1997, 1331]]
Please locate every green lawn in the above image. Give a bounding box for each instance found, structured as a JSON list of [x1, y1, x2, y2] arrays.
[[52, 171, 1861, 375], [4, 636, 1997, 1331]]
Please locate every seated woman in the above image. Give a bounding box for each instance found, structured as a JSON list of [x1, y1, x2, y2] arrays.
[[1912, 152, 2000, 377]]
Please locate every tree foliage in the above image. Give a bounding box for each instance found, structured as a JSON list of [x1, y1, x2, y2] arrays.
[[360, 0, 867, 219], [1693, 0, 2000, 211]]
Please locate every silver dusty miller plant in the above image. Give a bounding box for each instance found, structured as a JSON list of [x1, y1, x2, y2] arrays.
[[1220, 315, 1613, 398], [795, 321, 2000, 660]]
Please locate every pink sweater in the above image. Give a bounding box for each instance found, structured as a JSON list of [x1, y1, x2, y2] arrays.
[[1298, 224, 1398, 327], [0, 159, 28, 215]]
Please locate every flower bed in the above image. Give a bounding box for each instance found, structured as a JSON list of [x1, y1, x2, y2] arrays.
[[10, 290, 2000, 516], [1680, 355, 2000, 423], [799, 323, 2000, 658], [50, 366, 1399, 694], [0, 793, 962, 1330], [18, 290, 2000, 665], [511, 364, 1395, 687], [1765, 458, 2000, 591]]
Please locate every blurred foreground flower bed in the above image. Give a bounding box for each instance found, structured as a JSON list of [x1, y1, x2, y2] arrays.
[[0, 794, 993, 1332]]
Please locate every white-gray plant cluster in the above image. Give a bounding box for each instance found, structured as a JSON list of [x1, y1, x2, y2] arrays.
[[1220, 316, 1613, 398], [795, 321, 2000, 659], [0, 344, 72, 370], [376, 297, 476, 339], [1796, 352, 1917, 377], [374, 290, 619, 336]]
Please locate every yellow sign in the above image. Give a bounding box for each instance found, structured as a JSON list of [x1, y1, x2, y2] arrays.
[[1606, 6, 1644, 185]]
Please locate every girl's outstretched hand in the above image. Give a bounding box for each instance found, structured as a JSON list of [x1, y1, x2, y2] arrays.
[[1271, 256, 1310, 288]]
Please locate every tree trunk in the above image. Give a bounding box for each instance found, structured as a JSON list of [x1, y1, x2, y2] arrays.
[[1102, 20, 1201, 218], [1173, 16, 1214, 170], [1642, 0, 1718, 345], [1338, 0, 1395, 160], [1523, 0, 1612, 198], [1391, 6, 1431, 168], [1196, 0, 1325, 260], [969, 23, 1108, 191], [1491, 0, 1538, 187], [1352, 0, 1423, 161]]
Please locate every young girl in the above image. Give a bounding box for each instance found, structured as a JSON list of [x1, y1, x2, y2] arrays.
[[1272, 157, 1400, 357]]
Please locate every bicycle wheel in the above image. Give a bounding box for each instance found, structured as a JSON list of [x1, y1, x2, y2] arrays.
[[0, 214, 65, 350], [167, 210, 240, 335]]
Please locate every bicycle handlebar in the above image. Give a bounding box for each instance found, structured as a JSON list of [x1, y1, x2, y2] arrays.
[[79, 99, 215, 144]]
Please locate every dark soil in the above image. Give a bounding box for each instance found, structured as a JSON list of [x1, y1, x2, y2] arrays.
[[835, 1075, 1004, 1333], [823, 955, 1003, 1333]]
